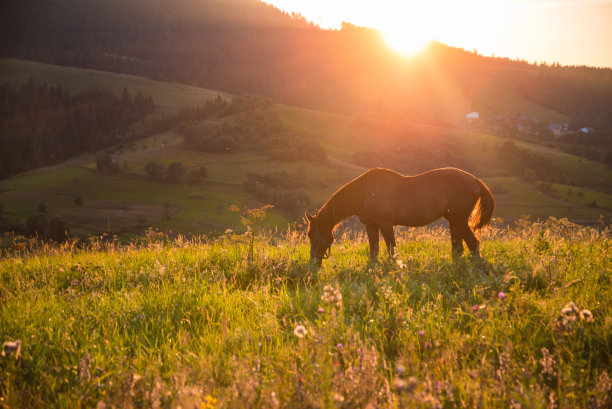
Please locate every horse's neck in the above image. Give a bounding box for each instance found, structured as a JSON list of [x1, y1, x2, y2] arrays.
[[319, 186, 356, 229]]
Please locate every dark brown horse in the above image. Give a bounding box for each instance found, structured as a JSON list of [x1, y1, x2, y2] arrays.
[[305, 167, 495, 264]]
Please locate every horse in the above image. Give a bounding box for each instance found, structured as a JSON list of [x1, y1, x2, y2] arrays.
[[305, 167, 495, 265]]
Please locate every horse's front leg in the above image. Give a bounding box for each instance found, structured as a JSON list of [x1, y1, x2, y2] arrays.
[[365, 224, 380, 260], [379, 223, 397, 258]]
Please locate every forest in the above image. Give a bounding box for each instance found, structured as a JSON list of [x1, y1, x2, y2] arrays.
[[0, 81, 154, 178]]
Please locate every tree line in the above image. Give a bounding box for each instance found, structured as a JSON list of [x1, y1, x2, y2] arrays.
[[243, 171, 310, 213], [0, 80, 154, 178], [180, 95, 327, 161]]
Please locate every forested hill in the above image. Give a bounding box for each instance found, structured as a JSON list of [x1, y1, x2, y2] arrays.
[[1, 0, 612, 126]]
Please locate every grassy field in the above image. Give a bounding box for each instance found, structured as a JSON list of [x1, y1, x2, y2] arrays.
[[1, 218, 610, 408]]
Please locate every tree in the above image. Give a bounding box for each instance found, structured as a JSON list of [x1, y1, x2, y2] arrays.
[[74, 196, 83, 207], [48, 217, 69, 242], [144, 161, 164, 181], [26, 214, 49, 238], [37, 203, 47, 213], [166, 161, 186, 183], [95, 152, 113, 171]]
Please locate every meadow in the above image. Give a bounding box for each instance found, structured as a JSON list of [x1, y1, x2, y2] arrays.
[[1, 217, 610, 408]]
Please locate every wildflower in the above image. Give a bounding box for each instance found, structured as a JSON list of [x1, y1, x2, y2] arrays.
[[561, 307, 574, 316], [336, 343, 343, 350], [479, 304, 486, 310], [321, 285, 343, 309], [224, 229, 233, 235], [424, 341, 432, 349], [579, 309, 593, 322], [418, 330, 425, 337], [293, 325, 307, 339], [202, 394, 217, 409], [395, 364, 406, 375], [565, 301, 579, 314], [332, 393, 345, 403], [392, 378, 409, 392], [2, 340, 22, 360], [539, 347, 555, 376], [498, 291, 506, 300], [317, 307, 324, 314], [269, 392, 280, 409], [472, 305, 479, 312]]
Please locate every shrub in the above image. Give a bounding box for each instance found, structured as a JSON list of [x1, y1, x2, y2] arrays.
[[144, 161, 164, 181], [26, 213, 49, 237], [48, 217, 69, 242], [166, 161, 186, 184]]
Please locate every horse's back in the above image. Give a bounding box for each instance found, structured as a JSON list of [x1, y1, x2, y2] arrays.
[[356, 167, 481, 226]]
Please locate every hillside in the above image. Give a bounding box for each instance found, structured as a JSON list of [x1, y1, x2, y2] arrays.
[[1, 59, 611, 237], [2, 0, 612, 127], [1, 220, 610, 407]]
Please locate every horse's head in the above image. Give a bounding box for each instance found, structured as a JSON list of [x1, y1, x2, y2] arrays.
[[305, 211, 333, 265]]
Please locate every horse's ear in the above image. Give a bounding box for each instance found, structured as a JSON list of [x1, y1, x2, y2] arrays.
[[305, 211, 314, 223]]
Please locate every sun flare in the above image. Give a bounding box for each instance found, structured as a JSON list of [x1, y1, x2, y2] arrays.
[[382, 27, 431, 57]]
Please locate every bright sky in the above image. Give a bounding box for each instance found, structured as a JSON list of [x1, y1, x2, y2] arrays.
[[264, 0, 612, 68]]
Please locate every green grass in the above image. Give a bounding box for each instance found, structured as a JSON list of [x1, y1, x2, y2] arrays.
[[0, 218, 610, 408], [487, 177, 612, 223]]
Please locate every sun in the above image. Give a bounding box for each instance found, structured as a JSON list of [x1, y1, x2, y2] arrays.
[[374, 5, 434, 57], [382, 27, 432, 57]]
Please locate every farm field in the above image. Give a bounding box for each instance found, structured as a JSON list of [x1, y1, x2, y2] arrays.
[[1, 219, 610, 408]]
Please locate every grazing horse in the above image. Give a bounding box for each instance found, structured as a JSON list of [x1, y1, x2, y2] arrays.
[[305, 167, 495, 265]]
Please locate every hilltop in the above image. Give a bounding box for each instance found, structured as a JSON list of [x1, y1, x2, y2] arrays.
[[2, 0, 612, 125]]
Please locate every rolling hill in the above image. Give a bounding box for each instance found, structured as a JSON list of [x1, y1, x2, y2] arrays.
[[0, 59, 610, 238]]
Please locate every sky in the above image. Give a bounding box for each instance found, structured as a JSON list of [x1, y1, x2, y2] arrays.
[[264, 0, 612, 68]]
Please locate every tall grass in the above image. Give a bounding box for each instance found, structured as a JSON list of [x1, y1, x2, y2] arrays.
[[1, 219, 610, 408]]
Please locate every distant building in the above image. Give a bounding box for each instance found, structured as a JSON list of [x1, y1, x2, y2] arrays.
[[549, 123, 568, 137], [466, 112, 479, 120]]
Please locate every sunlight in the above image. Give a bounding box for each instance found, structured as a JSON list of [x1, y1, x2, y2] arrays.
[[382, 26, 431, 57]]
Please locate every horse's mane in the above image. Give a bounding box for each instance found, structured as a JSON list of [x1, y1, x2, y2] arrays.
[[316, 173, 364, 232]]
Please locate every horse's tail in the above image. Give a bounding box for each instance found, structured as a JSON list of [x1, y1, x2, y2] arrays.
[[469, 178, 495, 231]]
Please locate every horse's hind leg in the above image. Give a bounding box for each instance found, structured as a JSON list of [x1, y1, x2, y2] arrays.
[[462, 225, 480, 258], [379, 223, 397, 258], [365, 224, 380, 260]]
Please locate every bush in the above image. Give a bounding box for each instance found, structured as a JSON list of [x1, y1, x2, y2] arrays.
[[37, 203, 47, 213], [144, 161, 164, 181], [48, 217, 69, 242], [74, 196, 83, 207], [166, 162, 186, 183], [26, 213, 49, 237]]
